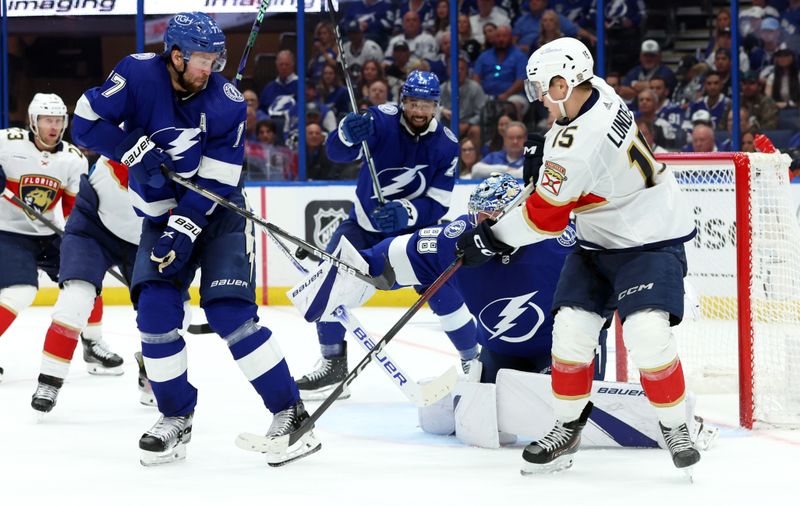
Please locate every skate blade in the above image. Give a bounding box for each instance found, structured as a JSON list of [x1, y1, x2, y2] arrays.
[[520, 454, 575, 476], [266, 433, 322, 467], [87, 364, 124, 376], [139, 443, 187, 466], [139, 392, 156, 407], [299, 385, 350, 402], [682, 465, 696, 484]]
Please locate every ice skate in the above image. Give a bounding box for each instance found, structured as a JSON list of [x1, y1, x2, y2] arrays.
[[690, 416, 719, 451], [297, 345, 349, 401], [235, 400, 321, 467], [134, 351, 155, 406], [521, 402, 593, 475], [139, 412, 193, 466], [81, 335, 123, 376], [660, 422, 701, 481], [31, 374, 63, 416]]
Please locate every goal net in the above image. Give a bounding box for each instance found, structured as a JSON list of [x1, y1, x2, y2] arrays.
[[614, 151, 800, 428]]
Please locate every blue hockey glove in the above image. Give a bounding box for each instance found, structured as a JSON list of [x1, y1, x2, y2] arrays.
[[372, 200, 411, 234], [0, 164, 6, 194], [339, 111, 374, 146], [455, 219, 512, 267], [115, 128, 173, 188], [150, 207, 207, 277]]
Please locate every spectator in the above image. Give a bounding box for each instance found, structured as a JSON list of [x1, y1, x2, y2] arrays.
[[739, 70, 779, 129], [687, 123, 718, 153], [602, 0, 647, 73], [259, 50, 298, 117], [308, 22, 338, 81], [395, 0, 436, 34], [534, 10, 566, 52], [620, 40, 677, 102], [635, 89, 679, 149], [750, 17, 785, 73], [512, 0, 594, 54], [458, 14, 483, 62], [471, 121, 527, 178], [651, 76, 684, 143], [741, 130, 757, 152], [636, 118, 668, 153], [385, 42, 420, 82], [672, 57, 708, 109], [783, 0, 800, 36], [341, 0, 396, 48], [473, 25, 528, 117], [440, 53, 488, 147], [243, 89, 269, 122], [305, 100, 337, 134], [358, 59, 388, 99], [704, 8, 732, 57], [550, 0, 595, 29], [685, 71, 731, 132], [367, 79, 390, 106], [483, 113, 514, 155], [718, 106, 753, 150], [459, 138, 479, 178], [482, 22, 498, 49], [713, 48, 735, 98], [430, 0, 450, 41], [244, 104, 259, 142], [340, 20, 384, 81], [306, 123, 339, 180], [765, 46, 800, 109], [470, 0, 510, 45], [319, 64, 350, 117], [705, 27, 750, 73], [386, 11, 439, 62], [425, 31, 450, 83], [256, 120, 279, 145]]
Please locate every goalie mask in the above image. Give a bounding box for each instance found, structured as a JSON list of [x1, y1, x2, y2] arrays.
[[468, 172, 523, 226], [28, 93, 69, 148]]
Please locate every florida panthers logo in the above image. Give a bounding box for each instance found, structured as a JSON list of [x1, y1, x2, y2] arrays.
[[377, 165, 427, 200], [19, 174, 60, 219], [150, 127, 203, 174], [478, 292, 546, 343]]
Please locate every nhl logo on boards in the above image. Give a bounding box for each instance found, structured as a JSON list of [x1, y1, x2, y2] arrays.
[[540, 161, 567, 196], [19, 174, 60, 219], [313, 207, 349, 248]]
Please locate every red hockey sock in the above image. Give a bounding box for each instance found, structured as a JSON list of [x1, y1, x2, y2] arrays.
[[639, 359, 686, 407], [552, 356, 595, 400], [87, 296, 103, 325], [0, 305, 17, 336], [43, 322, 81, 362]]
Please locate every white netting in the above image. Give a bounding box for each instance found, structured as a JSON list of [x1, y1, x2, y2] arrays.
[[622, 152, 800, 427]]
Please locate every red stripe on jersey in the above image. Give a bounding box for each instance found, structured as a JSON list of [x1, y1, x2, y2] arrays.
[[552, 357, 595, 399], [573, 193, 607, 213], [61, 193, 76, 218], [639, 359, 686, 407], [107, 160, 129, 189], [88, 296, 103, 324], [0, 306, 17, 336], [43, 322, 81, 361], [524, 192, 575, 233]]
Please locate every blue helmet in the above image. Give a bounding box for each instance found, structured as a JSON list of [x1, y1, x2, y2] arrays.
[[400, 70, 441, 103], [164, 12, 227, 72], [467, 173, 523, 226]]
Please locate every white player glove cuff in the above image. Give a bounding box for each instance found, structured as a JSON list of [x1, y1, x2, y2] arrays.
[[120, 135, 155, 167], [167, 214, 203, 243]]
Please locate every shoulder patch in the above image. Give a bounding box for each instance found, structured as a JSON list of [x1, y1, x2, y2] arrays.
[[378, 103, 399, 115], [444, 219, 467, 238], [223, 82, 245, 103], [131, 53, 157, 60], [557, 224, 577, 247], [443, 126, 458, 144], [540, 160, 568, 196]]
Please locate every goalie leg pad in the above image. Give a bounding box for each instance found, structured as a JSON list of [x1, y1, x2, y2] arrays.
[[454, 381, 499, 449], [418, 390, 455, 436]]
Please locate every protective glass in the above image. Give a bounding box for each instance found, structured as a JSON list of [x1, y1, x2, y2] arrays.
[[524, 80, 544, 102], [402, 98, 437, 113], [186, 50, 227, 72]]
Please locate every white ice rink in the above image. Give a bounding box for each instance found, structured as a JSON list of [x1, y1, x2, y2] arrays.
[[1, 305, 799, 505]]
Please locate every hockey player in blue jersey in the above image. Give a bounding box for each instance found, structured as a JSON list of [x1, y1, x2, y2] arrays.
[[295, 70, 480, 400], [71, 12, 320, 467]]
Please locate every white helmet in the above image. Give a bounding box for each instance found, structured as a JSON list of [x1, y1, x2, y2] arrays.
[[28, 93, 69, 147], [524, 37, 594, 106]]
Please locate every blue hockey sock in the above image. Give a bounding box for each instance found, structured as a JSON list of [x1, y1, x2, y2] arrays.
[[140, 330, 197, 417], [458, 344, 480, 361], [321, 343, 345, 358]]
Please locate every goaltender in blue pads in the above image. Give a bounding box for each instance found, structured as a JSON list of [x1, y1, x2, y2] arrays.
[[290, 173, 716, 450]]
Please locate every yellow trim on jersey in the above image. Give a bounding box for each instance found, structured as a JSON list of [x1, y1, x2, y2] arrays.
[[552, 391, 592, 401], [43, 351, 71, 363], [639, 358, 678, 374], [552, 354, 589, 366], [649, 392, 686, 408], [573, 200, 609, 213], [534, 187, 579, 207]]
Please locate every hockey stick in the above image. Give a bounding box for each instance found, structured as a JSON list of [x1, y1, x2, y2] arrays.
[[266, 224, 457, 406], [1, 188, 209, 335], [235, 182, 536, 453], [324, 0, 385, 205], [232, 0, 272, 88], [162, 169, 396, 290]]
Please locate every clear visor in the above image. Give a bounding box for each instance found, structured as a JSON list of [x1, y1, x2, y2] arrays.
[[524, 80, 544, 102], [186, 50, 227, 72], [402, 97, 437, 114]]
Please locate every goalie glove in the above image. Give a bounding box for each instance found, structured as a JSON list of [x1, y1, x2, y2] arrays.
[[455, 219, 512, 267], [288, 237, 376, 322]]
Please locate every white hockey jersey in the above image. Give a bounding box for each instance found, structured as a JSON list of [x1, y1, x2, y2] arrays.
[[89, 156, 143, 245], [0, 128, 87, 236], [493, 80, 695, 251]]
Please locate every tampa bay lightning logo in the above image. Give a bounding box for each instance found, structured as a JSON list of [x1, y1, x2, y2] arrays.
[[377, 165, 427, 200], [557, 223, 577, 247], [444, 219, 466, 238], [478, 292, 546, 343], [150, 127, 203, 172]]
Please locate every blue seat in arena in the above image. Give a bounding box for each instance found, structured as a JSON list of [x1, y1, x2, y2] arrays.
[[762, 129, 794, 149], [778, 108, 800, 131]]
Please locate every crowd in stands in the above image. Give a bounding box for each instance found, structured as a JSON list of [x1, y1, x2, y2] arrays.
[[243, 0, 800, 181]]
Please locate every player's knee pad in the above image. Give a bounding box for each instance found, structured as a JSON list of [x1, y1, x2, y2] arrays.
[[0, 285, 37, 314], [136, 282, 184, 334], [204, 298, 259, 338], [622, 309, 677, 369], [51, 280, 97, 329], [551, 306, 606, 363]]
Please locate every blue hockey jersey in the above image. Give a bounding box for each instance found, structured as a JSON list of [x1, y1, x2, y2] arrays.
[[72, 53, 246, 222], [362, 216, 577, 357], [326, 103, 459, 234]]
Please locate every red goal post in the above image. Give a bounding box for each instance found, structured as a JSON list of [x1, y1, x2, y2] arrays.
[[613, 144, 800, 429]]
